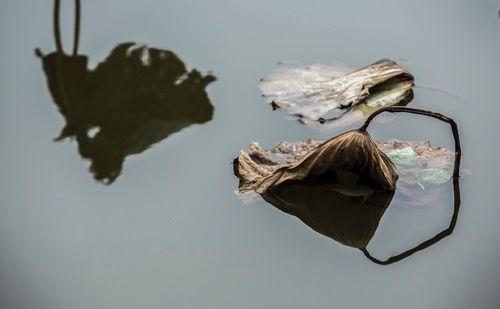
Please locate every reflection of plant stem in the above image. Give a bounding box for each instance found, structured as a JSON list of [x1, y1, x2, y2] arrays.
[[53, 0, 71, 131], [52, 0, 82, 137], [361, 176, 461, 265], [53, 0, 80, 55], [73, 0, 80, 56], [358, 106, 462, 265], [53, 0, 63, 53]]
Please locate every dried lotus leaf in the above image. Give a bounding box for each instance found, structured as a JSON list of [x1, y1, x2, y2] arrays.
[[234, 130, 398, 193]]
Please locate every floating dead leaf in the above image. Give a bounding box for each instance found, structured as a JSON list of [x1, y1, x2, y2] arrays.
[[235, 130, 398, 193], [259, 59, 414, 131], [234, 137, 456, 196]]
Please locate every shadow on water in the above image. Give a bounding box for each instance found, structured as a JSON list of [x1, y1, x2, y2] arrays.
[[262, 175, 396, 249], [261, 156, 461, 265], [36, 0, 216, 184]]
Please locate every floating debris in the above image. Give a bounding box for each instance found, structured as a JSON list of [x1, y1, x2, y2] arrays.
[[234, 106, 462, 196], [235, 130, 398, 193], [259, 59, 414, 131], [235, 137, 455, 194]]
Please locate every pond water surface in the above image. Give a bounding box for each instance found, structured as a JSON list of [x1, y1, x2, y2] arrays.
[[1, 1, 500, 308]]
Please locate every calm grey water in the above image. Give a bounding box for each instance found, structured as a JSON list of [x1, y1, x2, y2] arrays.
[[1, 1, 500, 308]]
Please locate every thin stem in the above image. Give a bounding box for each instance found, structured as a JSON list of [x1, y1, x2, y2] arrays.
[[54, 0, 81, 55], [52, 0, 72, 134], [358, 106, 462, 265], [72, 0, 80, 56], [53, 0, 63, 53], [359, 106, 461, 178], [361, 175, 461, 265]]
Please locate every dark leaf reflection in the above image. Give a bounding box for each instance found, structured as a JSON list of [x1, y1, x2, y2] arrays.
[[260, 161, 461, 265], [37, 0, 216, 184], [262, 174, 395, 249]]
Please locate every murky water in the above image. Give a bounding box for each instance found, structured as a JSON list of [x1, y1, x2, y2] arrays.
[[1, 1, 500, 308]]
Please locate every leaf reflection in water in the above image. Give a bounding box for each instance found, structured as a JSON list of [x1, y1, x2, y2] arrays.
[[37, 0, 216, 184]]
